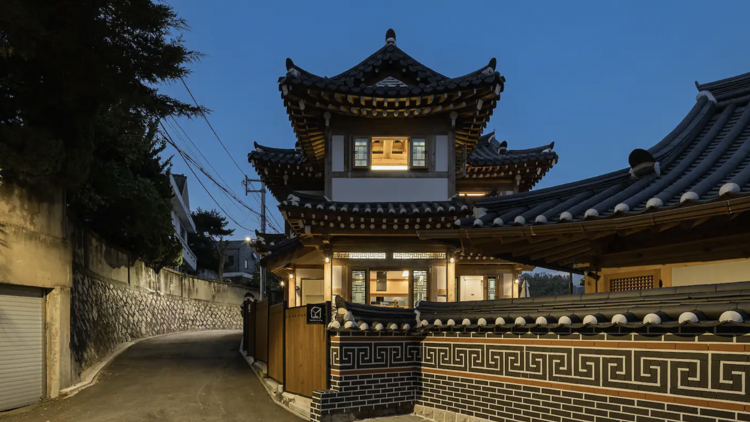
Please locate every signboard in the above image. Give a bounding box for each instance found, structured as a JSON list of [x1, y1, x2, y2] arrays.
[[306, 303, 326, 325]]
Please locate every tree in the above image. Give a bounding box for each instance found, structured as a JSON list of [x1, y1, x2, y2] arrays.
[[520, 272, 571, 297], [0, 0, 205, 269], [190, 209, 235, 283]]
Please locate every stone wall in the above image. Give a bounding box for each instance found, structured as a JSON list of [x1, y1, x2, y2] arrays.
[[69, 226, 252, 380]]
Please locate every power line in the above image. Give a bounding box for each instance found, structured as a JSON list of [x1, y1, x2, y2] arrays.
[[161, 123, 254, 231], [179, 77, 283, 232], [166, 117, 262, 227], [161, 122, 283, 233]]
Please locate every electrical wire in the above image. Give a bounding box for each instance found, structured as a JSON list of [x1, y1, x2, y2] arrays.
[[161, 123, 254, 231], [179, 77, 283, 233], [161, 122, 283, 233]]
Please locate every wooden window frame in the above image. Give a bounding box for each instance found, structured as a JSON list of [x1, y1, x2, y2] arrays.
[[410, 268, 430, 308], [410, 137, 429, 169], [351, 136, 370, 169], [604, 269, 661, 292], [349, 268, 368, 305]]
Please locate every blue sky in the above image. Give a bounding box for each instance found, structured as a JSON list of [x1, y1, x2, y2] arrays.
[[160, 0, 750, 242]]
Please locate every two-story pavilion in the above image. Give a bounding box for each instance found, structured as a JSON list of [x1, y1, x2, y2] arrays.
[[249, 29, 557, 307]]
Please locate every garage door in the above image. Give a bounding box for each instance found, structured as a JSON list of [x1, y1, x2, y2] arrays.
[[0, 284, 44, 411]]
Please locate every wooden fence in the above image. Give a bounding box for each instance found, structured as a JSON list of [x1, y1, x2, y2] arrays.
[[243, 300, 328, 398], [268, 303, 285, 382], [255, 300, 269, 363], [284, 306, 328, 397]]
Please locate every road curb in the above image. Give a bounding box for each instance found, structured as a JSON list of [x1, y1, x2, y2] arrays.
[[239, 340, 310, 420]]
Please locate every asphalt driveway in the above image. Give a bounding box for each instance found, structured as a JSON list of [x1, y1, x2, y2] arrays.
[[0, 331, 301, 422]]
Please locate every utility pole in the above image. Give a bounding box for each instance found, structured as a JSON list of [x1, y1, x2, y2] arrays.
[[244, 176, 267, 300]]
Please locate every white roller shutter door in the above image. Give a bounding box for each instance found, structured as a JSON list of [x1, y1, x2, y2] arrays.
[[0, 284, 44, 411]]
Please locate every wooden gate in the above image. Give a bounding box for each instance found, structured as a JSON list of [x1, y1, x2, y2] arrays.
[[267, 303, 285, 382], [284, 306, 328, 397], [255, 300, 269, 362]]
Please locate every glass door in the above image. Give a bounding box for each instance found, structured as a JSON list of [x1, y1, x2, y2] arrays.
[[351, 270, 366, 304], [412, 270, 428, 307]]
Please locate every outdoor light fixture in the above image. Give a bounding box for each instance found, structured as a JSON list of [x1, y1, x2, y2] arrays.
[[289, 273, 294, 279], [245, 236, 251, 242], [280, 281, 285, 287], [514, 278, 520, 284], [449, 257, 455, 264], [325, 257, 330, 263]]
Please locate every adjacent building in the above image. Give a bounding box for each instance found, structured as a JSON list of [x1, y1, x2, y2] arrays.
[[250, 29, 558, 307], [170, 173, 197, 272], [222, 240, 259, 284]]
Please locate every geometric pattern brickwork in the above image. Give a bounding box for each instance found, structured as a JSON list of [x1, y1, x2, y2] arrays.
[[331, 339, 422, 371], [422, 337, 750, 404], [610, 274, 654, 291], [417, 374, 750, 422], [314, 334, 750, 422]]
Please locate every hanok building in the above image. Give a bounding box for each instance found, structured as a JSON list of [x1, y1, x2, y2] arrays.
[[250, 29, 557, 307], [428, 71, 750, 293]]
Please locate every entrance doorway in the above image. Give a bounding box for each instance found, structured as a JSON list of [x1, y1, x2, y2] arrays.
[[459, 276, 484, 301]]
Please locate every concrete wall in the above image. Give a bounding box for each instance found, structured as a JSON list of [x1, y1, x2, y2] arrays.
[[0, 183, 73, 397]]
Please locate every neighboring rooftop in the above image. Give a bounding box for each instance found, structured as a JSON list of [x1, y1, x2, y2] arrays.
[[329, 280, 750, 335]]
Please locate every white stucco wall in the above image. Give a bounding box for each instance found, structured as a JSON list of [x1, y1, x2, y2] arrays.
[[671, 259, 750, 286], [435, 135, 449, 172], [331, 178, 449, 202], [332, 135, 345, 172]]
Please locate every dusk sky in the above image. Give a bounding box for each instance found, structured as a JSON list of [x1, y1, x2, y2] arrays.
[[160, 0, 750, 243]]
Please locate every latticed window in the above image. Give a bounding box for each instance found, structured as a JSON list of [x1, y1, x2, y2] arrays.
[[393, 252, 446, 259], [610, 275, 654, 292], [411, 138, 427, 168], [332, 252, 386, 259], [353, 138, 369, 168], [413, 270, 428, 306], [351, 270, 366, 304], [487, 277, 496, 300]]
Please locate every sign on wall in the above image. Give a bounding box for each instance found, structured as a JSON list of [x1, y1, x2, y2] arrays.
[[306, 303, 326, 324]]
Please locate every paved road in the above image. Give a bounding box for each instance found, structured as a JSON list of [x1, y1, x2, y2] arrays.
[[0, 331, 301, 422]]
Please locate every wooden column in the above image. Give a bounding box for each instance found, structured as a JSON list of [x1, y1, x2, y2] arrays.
[[324, 259, 332, 301], [447, 258, 456, 302]]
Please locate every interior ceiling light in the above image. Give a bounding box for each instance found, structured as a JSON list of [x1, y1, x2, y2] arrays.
[[402, 270, 409, 277]]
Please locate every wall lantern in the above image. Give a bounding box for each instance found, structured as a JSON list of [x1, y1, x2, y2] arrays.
[[280, 281, 285, 287], [325, 256, 330, 263], [449, 257, 455, 264], [514, 278, 520, 284]]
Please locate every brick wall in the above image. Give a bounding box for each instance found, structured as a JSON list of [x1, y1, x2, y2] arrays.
[[418, 332, 750, 422], [311, 331, 750, 422], [311, 334, 422, 422]]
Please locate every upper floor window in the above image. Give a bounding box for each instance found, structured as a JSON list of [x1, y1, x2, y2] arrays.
[[351, 136, 428, 171]]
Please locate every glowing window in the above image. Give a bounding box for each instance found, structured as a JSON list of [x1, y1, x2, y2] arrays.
[[393, 252, 446, 259], [332, 252, 386, 259], [353, 138, 369, 168], [371, 137, 408, 170]]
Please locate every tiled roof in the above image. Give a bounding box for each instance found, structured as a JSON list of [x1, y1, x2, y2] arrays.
[[248, 142, 309, 166], [279, 29, 505, 163], [247, 142, 324, 201], [282, 192, 469, 216], [448, 73, 750, 229], [329, 281, 750, 334], [467, 132, 557, 167]]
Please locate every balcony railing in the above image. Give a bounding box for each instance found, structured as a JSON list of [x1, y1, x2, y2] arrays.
[[177, 234, 197, 270]]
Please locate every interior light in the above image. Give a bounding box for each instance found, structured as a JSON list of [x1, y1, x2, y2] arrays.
[[371, 165, 409, 171], [459, 193, 486, 197], [402, 270, 409, 277], [325, 257, 330, 263]]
